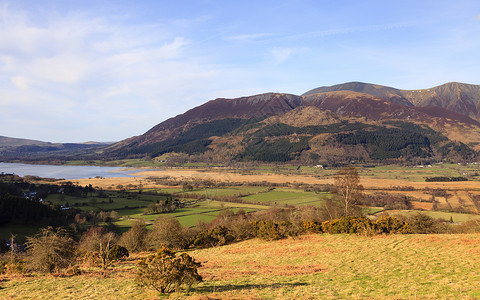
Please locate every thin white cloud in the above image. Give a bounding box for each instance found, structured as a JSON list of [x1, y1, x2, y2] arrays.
[[227, 33, 269, 42], [269, 47, 308, 64]]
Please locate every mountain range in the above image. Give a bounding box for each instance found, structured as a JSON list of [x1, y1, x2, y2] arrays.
[[2, 82, 480, 164]]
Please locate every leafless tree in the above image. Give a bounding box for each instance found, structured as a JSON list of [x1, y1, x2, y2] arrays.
[[334, 166, 364, 217]]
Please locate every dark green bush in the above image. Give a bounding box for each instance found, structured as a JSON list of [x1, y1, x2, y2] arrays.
[[191, 225, 235, 248], [321, 217, 373, 234], [250, 220, 295, 240], [402, 213, 444, 234], [136, 247, 202, 294], [321, 216, 411, 234], [108, 245, 129, 261]]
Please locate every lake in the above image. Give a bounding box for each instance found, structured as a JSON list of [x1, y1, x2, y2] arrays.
[[0, 162, 146, 180]]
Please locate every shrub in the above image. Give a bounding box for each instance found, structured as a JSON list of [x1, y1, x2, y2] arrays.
[[191, 226, 235, 248], [302, 221, 322, 233], [322, 217, 373, 234], [146, 216, 192, 250], [374, 216, 411, 234], [0, 260, 6, 274], [108, 245, 129, 261], [4, 258, 25, 275], [119, 220, 147, 252], [250, 220, 282, 240], [451, 219, 480, 233], [78, 227, 119, 270], [321, 216, 412, 234], [401, 213, 445, 234], [136, 247, 202, 294], [25, 227, 76, 273], [249, 220, 296, 240]]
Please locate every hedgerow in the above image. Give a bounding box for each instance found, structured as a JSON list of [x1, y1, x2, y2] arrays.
[[321, 216, 411, 234]]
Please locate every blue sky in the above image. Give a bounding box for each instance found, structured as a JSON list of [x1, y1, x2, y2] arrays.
[[0, 0, 479, 142]]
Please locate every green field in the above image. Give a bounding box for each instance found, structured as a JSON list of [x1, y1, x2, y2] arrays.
[[241, 188, 330, 206], [45, 192, 168, 212], [358, 164, 480, 182], [180, 186, 270, 197], [2, 233, 480, 299], [113, 199, 267, 228], [386, 210, 480, 223]]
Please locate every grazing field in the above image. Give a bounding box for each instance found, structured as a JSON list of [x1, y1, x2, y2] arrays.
[[45, 192, 168, 212], [384, 210, 480, 223], [241, 188, 329, 206], [2, 233, 480, 299], [112, 199, 268, 229]]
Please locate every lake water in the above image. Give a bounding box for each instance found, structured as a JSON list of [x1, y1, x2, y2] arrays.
[[0, 162, 146, 180]]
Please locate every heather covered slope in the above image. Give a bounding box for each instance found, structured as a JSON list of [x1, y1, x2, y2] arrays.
[[304, 81, 480, 119]]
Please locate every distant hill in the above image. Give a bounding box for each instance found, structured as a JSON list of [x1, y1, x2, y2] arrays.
[[0, 136, 51, 147], [0, 136, 110, 161]]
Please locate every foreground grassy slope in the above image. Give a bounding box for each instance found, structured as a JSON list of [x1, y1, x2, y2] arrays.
[[2, 233, 480, 299]]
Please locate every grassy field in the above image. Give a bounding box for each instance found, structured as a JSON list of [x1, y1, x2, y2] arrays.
[[45, 192, 168, 212], [241, 188, 330, 206], [2, 233, 480, 299], [385, 210, 480, 223]]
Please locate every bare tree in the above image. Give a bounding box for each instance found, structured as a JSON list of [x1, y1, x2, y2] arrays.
[[334, 166, 363, 217], [25, 227, 75, 273]]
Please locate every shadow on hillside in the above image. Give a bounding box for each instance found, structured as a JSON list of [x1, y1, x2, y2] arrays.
[[195, 281, 308, 293]]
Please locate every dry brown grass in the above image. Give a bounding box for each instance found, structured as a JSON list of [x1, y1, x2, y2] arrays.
[[4, 234, 480, 299], [65, 167, 480, 192]]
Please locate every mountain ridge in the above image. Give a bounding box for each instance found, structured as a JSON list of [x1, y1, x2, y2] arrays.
[[3, 81, 480, 164]]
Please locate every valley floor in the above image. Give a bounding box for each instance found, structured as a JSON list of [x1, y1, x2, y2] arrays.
[[2, 233, 480, 299]]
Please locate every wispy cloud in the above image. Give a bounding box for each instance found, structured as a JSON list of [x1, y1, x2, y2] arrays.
[[226, 33, 270, 42], [269, 47, 308, 64]]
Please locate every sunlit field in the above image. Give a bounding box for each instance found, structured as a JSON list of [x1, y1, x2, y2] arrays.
[[2, 234, 480, 299]]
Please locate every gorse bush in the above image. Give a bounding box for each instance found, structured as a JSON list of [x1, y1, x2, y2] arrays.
[[191, 225, 235, 248], [249, 220, 298, 240], [136, 247, 202, 294], [302, 221, 322, 233], [375, 216, 411, 234], [108, 245, 129, 261], [322, 217, 372, 234], [321, 216, 411, 234]]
